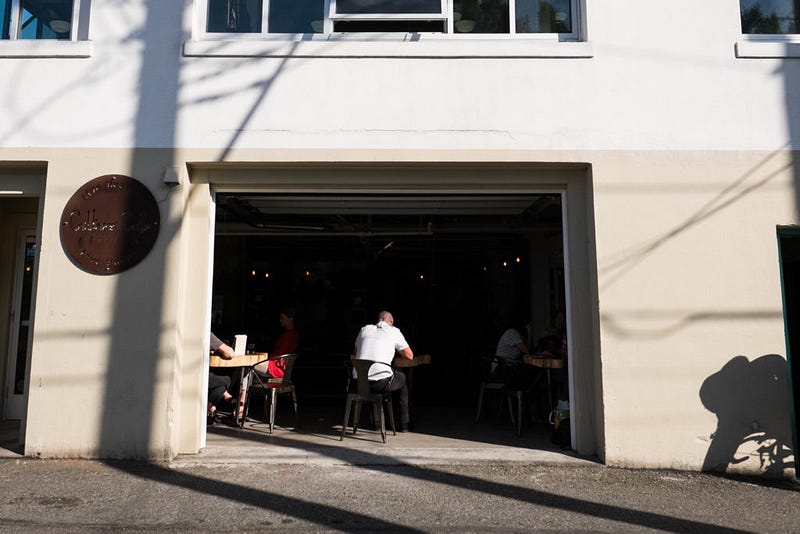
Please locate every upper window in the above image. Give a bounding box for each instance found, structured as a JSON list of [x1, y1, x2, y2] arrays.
[[198, 0, 577, 37], [740, 0, 798, 34], [1, 0, 77, 40]]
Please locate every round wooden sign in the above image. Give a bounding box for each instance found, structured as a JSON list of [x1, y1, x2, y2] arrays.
[[60, 174, 160, 275]]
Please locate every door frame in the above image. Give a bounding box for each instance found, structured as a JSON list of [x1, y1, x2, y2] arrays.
[[3, 229, 37, 420], [186, 162, 601, 457], [0, 171, 45, 445]]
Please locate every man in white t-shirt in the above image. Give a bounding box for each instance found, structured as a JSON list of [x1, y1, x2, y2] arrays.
[[354, 310, 414, 431]]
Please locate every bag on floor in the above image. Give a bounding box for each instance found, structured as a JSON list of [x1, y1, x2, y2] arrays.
[[550, 400, 571, 448]]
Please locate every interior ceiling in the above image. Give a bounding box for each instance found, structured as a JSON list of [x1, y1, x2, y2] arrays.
[[215, 193, 562, 236]]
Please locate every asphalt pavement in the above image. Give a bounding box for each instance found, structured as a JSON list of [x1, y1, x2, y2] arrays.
[[3, 406, 800, 532], [1, 458, 799, 532]]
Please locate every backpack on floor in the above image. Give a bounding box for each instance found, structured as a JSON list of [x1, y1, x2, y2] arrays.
[[550, 400, 571, 449]]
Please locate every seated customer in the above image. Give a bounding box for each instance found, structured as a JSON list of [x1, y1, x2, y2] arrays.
[[208, 332, 237, 422], [493, 322, 540, 391], [495, 322, 531, 364], [253, 308, 299, 380], [354, 310, 414, 432]]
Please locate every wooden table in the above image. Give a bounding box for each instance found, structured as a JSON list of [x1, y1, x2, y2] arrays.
[[210, 353, 265, 368], [522, 354, 563, 415], [210, 352, 268, 426], [523, 355, 563, 369], [392, 353, 431, 368]]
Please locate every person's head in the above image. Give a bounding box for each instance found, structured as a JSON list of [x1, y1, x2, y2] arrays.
[[279, 307, 295, 330], [378, 310, 394, 326]]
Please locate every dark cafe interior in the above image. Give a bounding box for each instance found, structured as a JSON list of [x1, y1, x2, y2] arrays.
[[209, 192, 568, 438]]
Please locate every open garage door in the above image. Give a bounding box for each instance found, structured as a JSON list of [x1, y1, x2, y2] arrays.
[[186, 163, 599, 458], [210, 192, 569, 423]]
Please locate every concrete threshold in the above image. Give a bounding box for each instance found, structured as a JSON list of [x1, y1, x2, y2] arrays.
[[171, 443, 595, 468], [171, 408, 597, 468]]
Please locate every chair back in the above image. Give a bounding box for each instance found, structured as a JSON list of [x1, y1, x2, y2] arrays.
[[479, 355, 497, 381], [341, 358, 395, 441], [347, 359, 381, 397], [279, 353, 299, 385]]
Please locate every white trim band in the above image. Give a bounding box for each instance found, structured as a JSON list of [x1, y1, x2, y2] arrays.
[[735, 40, 800, 58], [183, 38, 593, 58], [0, 40, 92, 58]]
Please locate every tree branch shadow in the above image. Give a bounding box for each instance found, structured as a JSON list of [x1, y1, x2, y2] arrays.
[[599, 149, 792, 291]]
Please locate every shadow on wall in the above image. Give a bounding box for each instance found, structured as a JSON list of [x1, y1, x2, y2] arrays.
[[700, 354, 794, 477]]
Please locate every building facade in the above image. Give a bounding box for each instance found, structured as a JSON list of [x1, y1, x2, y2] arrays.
[[1, 0, 798, 475]]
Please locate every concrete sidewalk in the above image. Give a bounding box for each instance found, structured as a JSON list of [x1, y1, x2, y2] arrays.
[[3, 410, 799, 532]]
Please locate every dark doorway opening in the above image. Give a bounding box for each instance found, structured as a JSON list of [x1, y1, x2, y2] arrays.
[[778, 227, 800, 476], [211, 192, 567, 415]]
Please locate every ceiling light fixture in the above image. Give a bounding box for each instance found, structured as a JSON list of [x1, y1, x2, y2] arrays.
[[49, 19, 71, 34]]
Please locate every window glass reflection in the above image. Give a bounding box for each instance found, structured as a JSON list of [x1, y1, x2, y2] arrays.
[[1, 0, 10, 39], [208, 0, 263, 33], [515, 0, 570, 33], [269, 0, 324, 33], [453, 0, 509, 33], [336, 0, 442, 15], [740, 0, 798, 34], [19, 0, 73, 40]]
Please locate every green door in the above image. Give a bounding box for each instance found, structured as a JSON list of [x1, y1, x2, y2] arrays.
[[778, 226, 800, 476]]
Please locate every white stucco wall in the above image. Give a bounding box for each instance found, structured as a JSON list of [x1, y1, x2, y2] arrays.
[[0, 1, 797, 470], [1, 2, 794, 152]]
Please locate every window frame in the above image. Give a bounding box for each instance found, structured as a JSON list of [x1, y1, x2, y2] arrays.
[[329, 0, 447, 21], [3, 0, 80, 41], [193, 0, 581, 41], [200, 0, 270, 39], [738, 0, 799, 37], [736, 0, 800, 58]]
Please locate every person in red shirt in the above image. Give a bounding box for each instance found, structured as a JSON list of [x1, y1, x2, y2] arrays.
[[254, 308, 298, 379]]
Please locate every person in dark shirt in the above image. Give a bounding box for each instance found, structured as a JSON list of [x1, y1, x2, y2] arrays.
[[208, 332, 236, 422]]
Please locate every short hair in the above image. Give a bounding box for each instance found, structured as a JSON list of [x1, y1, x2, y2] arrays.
[[280, 307, 295, 319], [378, 311, 394, 324]]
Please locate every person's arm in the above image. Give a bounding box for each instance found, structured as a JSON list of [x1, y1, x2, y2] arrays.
[[216, 343, 235, 360], [397, 347, 413, 360], [516, 342, 530, 355], [210, 332, 235, 360], [393, 328, 413, 360]]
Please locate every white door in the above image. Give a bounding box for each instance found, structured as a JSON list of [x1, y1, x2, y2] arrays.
[[4, 232, 36, 420]]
